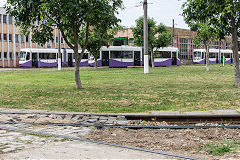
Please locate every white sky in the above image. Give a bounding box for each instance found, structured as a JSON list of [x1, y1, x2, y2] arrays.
[[117, 0, 189, 29], [0, 0, 189, 29]]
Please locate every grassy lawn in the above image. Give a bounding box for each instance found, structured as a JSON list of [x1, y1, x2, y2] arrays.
[[0, 64, 239, 113]]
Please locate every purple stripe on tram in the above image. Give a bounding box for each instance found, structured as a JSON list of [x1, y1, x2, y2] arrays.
[[193, 59, 205, 64], [89, 60, 102, 67], [177, 59, 180, 66], [109, 59, 134, 67], [154, 59, 172, 66], [72, 60, 89, 67], [209, 60, 216, 64], [225, 59, 232, 63], [20, 61, 32, 67], [38, 61, 57, 67]]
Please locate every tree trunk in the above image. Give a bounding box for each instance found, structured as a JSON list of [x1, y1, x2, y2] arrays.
[[230, 15, 240, 87], [94, 56, 98, 70], [74, 48, 82, 89], [151, 49, 155, 68], [204, 42, 210, 72]]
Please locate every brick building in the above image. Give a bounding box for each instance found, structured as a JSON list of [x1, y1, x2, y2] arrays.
[[113, 28, 232, 59], [0, 7, 67, 67]]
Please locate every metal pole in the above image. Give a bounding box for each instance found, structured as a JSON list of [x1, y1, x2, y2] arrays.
[[58, 30, 61, 70], [143, 0, 149, 74], [172, 19, 174, 47]]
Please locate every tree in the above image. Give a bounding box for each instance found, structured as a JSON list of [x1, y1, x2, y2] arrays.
[[190, 22, 218, 71], [182, 0, 240, 87], [132, 17, 172, 67], [6, 0, 122, 89], [85, 26, 114, 70]]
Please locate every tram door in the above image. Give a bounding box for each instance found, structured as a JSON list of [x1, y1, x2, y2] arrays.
[[32, 52, 38, 68], [102, 51, 109, 66], [172, 52, 177, 65], [134, 51, 141, 66], [68, 53, 73, 67]]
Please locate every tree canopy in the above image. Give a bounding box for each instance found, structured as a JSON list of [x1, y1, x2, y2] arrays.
[[182, 0, 240, 86], [6, 0, 123, 89], [132, 16, 172, 67]]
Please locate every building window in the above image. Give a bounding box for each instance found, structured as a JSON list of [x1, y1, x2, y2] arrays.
[[61, 38, 64, 44], [15, 34, 19, 42], [0, 14, 1, 23], [4, 52, 7, 59], [56, 37, 58, 43], [0, 52, 1, 59], [8, 16, 12, 24], [9, 52, 12, 59], [3, 15, 7, 23], [26, 36, 29, 42], [3, 34, 7, 41], [21, 35, 24, 42], [9, 34, 12, 41]]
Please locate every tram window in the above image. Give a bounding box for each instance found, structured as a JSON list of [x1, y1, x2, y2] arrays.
[[209, 53, 216, 58], [26, 52, 30, 60], [110, 51, 121, 58], [225, 53, 231, 58], [194, 52, 201, 58], [122, 51, 133, 59], [48, 53, 56, 59], [202, 52, 205, 59], [82, 53, 88, 59], [154, 51, 171, 58], [154, 51, 161, 58]]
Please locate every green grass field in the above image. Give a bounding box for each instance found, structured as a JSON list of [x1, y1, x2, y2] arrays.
[[0, 64, 239, 113]]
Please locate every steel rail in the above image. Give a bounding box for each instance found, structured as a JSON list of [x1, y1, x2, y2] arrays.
[[0, 125, 204, 160], [1, 111, 240, 123], [0, 121, 240, 129]]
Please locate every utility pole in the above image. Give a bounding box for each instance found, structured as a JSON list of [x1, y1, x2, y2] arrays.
[[58, 31, 61, 70], [172, 19, 174, 47], [143, 0, 149, 74]]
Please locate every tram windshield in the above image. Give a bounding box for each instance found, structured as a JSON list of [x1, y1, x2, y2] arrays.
[[193, 51, 201, 60], [19, 51, 26, 61]]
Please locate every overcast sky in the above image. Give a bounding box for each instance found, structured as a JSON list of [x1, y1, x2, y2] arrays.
[[117, 0, 188, 29], [0, 0, 189, 29]]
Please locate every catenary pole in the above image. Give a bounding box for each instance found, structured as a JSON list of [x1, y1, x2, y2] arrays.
[[143, 0, 149, 74], [58, 30, 61, 70]]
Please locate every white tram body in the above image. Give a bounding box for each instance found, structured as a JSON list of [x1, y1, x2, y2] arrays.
[[153, 47, 180, 66], [193, 48, 233, 64], [19, 48, 89, 67], [96, 46, 143, 67]]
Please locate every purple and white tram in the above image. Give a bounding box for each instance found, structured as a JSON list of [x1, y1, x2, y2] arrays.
[[88, 46, 143, 67], [153, 47, 180, 66], [19, 48, 89, 67], [220, 49, 233, 63], [193, 48, 233, 64]]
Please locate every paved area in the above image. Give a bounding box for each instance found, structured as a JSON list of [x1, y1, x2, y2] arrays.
[[1, 141, 173, 159], [0, 123, 172, 159], [0, 108, 239, 159]]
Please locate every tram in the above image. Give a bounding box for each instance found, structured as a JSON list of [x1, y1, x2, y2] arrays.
[[19, 48, 89, 67], [153, 47, 180, 66]]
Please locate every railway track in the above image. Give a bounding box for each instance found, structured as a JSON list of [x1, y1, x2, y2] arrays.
[[1, 111, 239, 160], [0, 111, 240, 128]]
